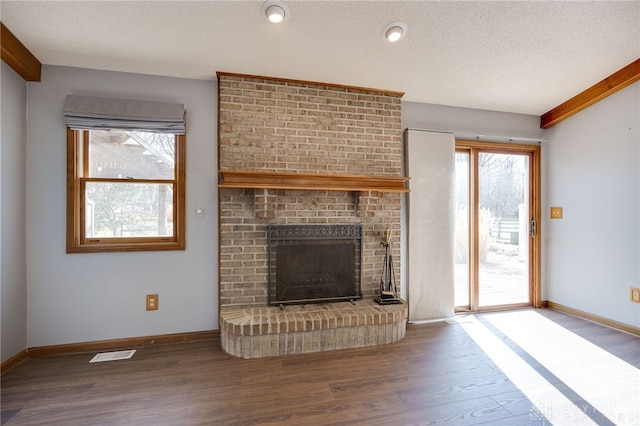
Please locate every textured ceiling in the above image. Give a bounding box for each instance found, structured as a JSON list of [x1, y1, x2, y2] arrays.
[[1, 1, 638, 115]]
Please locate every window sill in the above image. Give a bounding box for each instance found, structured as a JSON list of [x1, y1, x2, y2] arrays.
[[66, 240, 185, 254]]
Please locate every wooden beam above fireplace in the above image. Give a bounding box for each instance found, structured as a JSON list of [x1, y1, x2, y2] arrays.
[[218, 170, 409, 192]]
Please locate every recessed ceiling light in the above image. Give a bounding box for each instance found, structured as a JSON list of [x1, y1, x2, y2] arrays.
[[382, 22, 407, 42], [262, 1, 290, 24]]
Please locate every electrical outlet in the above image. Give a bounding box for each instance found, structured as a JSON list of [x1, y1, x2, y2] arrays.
[[550, 206, 563, 219], [630, 288, 640, 303], [146, 294, 159, 310]]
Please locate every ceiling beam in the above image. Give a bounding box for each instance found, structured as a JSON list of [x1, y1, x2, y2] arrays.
[[1, 22, 41, 82], [540, 58, 640, 129]]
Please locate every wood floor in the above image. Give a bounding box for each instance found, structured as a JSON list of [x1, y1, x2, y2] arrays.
[[2, 308, 638, 425]]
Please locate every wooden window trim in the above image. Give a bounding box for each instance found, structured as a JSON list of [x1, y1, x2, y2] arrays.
[[66, 128, 186, 253]]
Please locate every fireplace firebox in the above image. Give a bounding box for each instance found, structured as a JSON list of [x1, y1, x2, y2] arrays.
[[268, 224, 363, 305]]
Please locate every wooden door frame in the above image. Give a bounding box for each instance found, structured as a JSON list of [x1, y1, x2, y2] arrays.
[[455, 140, 542, 311]]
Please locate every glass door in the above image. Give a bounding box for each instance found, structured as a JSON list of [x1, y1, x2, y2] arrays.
[[455, 142, 540, 311], [477, 152, 530, 307], [454, 152, 470, 307]]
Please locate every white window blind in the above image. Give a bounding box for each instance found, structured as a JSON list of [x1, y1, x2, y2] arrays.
[[63, 95, 186, 134], [405, 129, 455, 322]]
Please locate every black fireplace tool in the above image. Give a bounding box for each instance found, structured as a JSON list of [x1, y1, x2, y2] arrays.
[[375, 228, 402, 305]]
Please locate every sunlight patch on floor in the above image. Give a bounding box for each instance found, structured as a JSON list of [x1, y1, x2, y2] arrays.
[[486, 311, 640, 425], [459, 316, 597, 425]]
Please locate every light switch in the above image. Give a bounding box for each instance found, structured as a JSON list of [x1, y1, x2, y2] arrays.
[[195, 205, 205, 218], [550, 206, 563, 219]]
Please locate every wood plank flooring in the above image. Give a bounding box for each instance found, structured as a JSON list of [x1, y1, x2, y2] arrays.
[[2, 308, 638, 425]]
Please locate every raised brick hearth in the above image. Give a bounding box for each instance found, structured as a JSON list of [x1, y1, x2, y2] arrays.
[[217, 73, 406, 358], [220, 299, 407, 358]]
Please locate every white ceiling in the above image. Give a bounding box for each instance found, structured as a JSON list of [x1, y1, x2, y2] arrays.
[[1, 1, 638, 116]]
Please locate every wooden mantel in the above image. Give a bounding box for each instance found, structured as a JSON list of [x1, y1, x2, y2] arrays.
[[218, 170, 409, 193]]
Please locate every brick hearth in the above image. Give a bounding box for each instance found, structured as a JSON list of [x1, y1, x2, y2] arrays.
[[220, 299, 407, 359]]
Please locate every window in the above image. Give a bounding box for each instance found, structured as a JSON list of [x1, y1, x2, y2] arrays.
[[67, 128, 185, 252]]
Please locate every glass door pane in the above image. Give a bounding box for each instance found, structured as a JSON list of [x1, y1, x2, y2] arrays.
[[454, 152, 470, 307], [477, 153, 530, 307]]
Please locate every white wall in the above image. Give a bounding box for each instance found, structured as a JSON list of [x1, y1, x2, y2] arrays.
[[26, 66, 218, 347], [543, 81, 640, 328], [402, 101, 544, 143], [1, 62, 28, 362]]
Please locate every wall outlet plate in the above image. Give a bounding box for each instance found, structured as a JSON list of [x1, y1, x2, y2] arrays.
[[631, 288, 640, 303], [146, 294, 159, 310]]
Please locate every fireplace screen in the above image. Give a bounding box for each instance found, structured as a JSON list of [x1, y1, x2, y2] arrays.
[[268, 224, 362, 305]]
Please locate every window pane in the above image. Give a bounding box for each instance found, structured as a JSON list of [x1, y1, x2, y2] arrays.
[[85, 182, 173, 237], [478, 153, 529, 306], [454, 152, 470, 307], [88, 130, 175, 179]]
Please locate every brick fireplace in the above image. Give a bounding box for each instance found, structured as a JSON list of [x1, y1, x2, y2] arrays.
[[217, 73, 408, 358]]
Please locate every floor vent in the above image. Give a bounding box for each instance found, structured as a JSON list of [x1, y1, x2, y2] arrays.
[[89, 349, 136, 363]]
